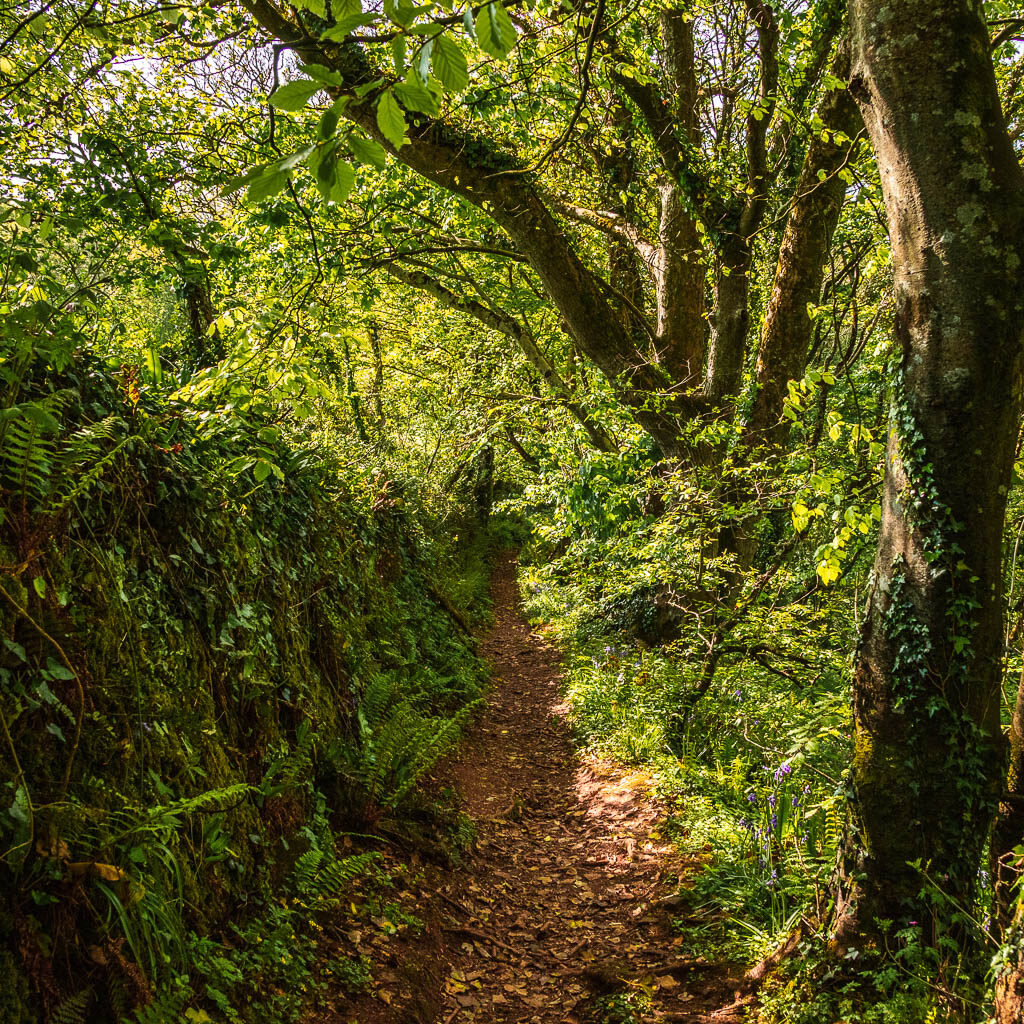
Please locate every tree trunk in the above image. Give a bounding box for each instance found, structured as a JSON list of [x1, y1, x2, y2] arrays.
[[705, 238, 751, 404], [833, 0, 1024, 953], [654, 11, 705, 388], [994, 664, 1024, 936], [746, 43, 860, 444], [368, 320, 385, 428]]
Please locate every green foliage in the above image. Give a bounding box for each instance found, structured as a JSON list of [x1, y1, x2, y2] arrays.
[[0, 249, 487, 1019]]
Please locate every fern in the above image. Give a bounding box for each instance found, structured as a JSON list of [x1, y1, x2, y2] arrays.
[[50, 988, 92, 1024], [0, 406, 57, 503], [128, 986, 188, 1024], [358, 696, 479, 809], [291, 847, 379, 900], [49, 415, 130, 514]]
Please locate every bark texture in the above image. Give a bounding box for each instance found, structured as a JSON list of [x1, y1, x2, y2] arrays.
[[746, 43, 860, 443], [834, 0, 1024, 949], [654, 11, 705, 387]]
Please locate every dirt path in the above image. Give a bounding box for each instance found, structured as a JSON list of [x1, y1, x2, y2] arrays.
[[424, 553, 745, 1024], [324, 553, 747, 1023]]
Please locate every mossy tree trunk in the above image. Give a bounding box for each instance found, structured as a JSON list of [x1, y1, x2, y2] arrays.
[[831, 0, 1024, 953]]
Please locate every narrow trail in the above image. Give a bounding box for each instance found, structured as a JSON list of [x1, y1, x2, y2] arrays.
[[326, 553, 748, 1023], [427, 553, 745, 1024]]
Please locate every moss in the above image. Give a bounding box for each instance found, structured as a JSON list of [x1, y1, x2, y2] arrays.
[[0, 361, 485, 1019]]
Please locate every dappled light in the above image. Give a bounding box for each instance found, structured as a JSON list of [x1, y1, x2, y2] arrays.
[[4, 0, 1024, 1022]]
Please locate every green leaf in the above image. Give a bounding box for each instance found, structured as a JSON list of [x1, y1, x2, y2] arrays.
[[301, 63, 342, 86], [309, 138, 340, 183], [219, 162, 272, 197], [47, 658, 75, 681], [376, 90, 408, 149], [330, 160, 356, 203], [321, 13, 376, 40], [417, 37, 434, 81], [432, 34, 468, 92], [269, 79, 322, 112], [46, 723, 65, 742], [293, 0, 325, 16], [476, 2, 517, 58], [354, 77, 386, 98], [394, 70, 439, 115], [391, 35, 406, 75], [348, 134, 387, 168], [315, 146, 356, 205], [1, 637, 26, 662], [278, 144, 314, 171], [253, 460, 274, 482], [319, 103, 340, 141], [247, 169, 290, 202], [32, 577, 46, 598], [145, 344, 163, 384]]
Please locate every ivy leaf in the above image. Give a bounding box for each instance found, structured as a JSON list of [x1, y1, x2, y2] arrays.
[[432, 34, 468, 92], [348, 134, 387, 168], [376, 90, 408, 149], [475, 2, 517, 58], [269, 79, 322, 112]]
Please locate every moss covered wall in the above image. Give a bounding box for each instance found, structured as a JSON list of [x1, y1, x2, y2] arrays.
[[0, 355, 484, 1021]]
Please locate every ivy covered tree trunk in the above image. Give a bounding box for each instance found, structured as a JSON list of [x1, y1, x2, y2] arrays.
[[832, 0, 1024, 950]]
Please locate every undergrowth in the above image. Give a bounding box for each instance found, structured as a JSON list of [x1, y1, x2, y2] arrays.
[[512, 425, 996, 1023], [0, 320, 492, 1021]]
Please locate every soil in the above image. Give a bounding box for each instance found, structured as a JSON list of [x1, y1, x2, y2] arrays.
[[320, 552, 748, 1024]]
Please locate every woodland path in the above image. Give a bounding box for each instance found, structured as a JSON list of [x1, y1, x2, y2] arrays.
[[328, 552, 747, 1023]]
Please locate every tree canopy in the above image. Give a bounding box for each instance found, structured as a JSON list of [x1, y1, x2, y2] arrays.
[[5, 0, 1024, 1021]]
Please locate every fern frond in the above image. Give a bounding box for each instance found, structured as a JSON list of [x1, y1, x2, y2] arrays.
[[51, 988, 92, 1024]]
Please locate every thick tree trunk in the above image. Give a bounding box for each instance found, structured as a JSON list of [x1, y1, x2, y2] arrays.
[[655, 182, 704, 387], [654, 11, 705, 388], [600, 103, 647, 339], [746, 44, 860, 444], [833, 0, 1024, 952]]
